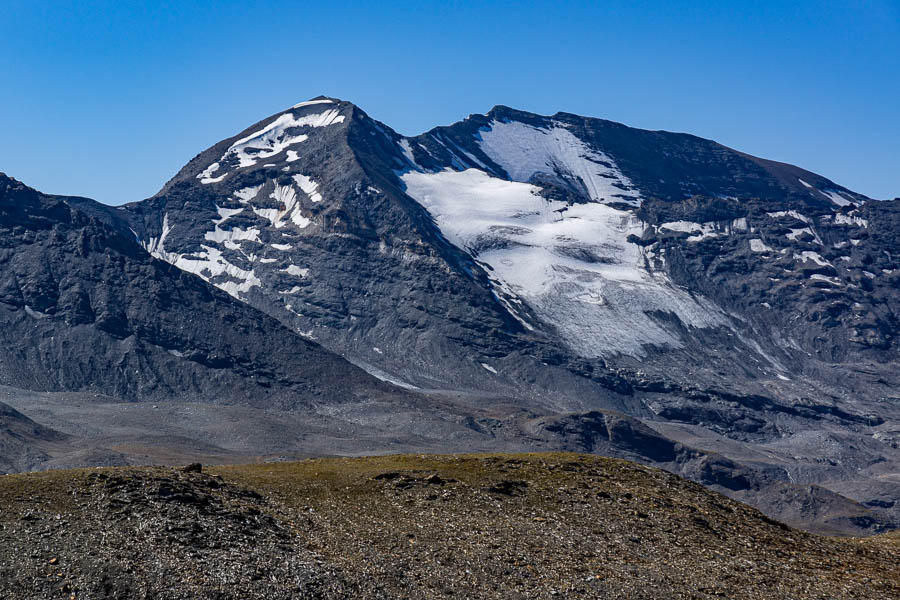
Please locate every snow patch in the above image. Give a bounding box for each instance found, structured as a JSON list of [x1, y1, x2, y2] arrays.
[[253, 184, 311, 229], [402, 168, 728, 358], [478, 119, 641, 206], [820, 189, 853, 207], [768, 211, 811, 224], [291, 99, 335, 109], [234, 185, 262, 203], [197, 162, 226, 184], [143, 213, 174, 260], [398, 139, 419, 169], [346, 359, 420, 390], [834, 213, 868, 227], [23, 305, 48, 319], [143, 213, 263, 299], [204, 225, 261, 244], [293, 174, 322, 203], [786, 227, 822, 244], [810, 274, 842, 286], [795, 251, 830, 267], [213, 205, 244, 226], [282, 264, 309, 277], [749, 238, 774, 253], [659, 219, 746, 242], [173, 245, 261, 299]]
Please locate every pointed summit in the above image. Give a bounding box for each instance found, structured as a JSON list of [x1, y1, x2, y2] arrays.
[[289, 95, 343, 110]]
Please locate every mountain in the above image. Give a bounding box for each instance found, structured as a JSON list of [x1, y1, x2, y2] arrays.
[[1, 98, 897, 535], [117, 97, 899, 396], [99, 97, 899, 531], [0, 171, 773, 485], [0, 173, 403, 407], [0, 173, 550, 466]]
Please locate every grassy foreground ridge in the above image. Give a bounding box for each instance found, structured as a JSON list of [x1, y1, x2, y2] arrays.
[[1, 453, 897, 599]]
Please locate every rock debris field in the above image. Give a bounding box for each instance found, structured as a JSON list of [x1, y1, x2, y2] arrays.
[[0, 453, 897, 599]]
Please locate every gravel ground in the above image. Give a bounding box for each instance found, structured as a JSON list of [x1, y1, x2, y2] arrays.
[[0, 453, 897, 599]]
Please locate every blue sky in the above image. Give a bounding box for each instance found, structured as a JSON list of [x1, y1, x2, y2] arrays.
[[1, 0, 897, 204]]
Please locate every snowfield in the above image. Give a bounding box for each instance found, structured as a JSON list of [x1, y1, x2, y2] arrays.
[[477, 119, 642, 206], [402, 168, 728, 358]]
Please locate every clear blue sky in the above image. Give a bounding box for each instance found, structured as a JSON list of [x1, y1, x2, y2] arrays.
[[1, 0, 897, 204]]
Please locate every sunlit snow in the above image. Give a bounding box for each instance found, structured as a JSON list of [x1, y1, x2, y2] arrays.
[[750, 238, 774, 253], [820, 189, 854, 207], [143, 213, 261, 299], [293, 174, 322, 202], [768, 211, 811, 224], [213, 205, 244, 226], [810, 274, 842, 286], [219, 109, 345, 169], [659, 219, 747, 242], [197, 162, 227, 184], [253, 184, 311, 228], [291, 99, 335, 109], [282, 265, 309, 277], [795, 251, 830, 266], [402, 168, 728, 358], [834, 213, 868, 227], [477, 119, 642, 206], [234, 185, 262, 203]]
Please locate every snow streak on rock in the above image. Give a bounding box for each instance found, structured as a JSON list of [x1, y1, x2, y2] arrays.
[[196, 106, 346, 185], [142, 212, 262, 300]]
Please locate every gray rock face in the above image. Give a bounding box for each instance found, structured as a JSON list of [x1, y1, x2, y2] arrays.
[[0, 172, 415, 409], [0, 401, 67, 472], [1, 97, 897, 534]]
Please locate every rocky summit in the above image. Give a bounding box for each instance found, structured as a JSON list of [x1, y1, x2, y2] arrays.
[[0, 98, 898, 538], [0, 454, 898, 600]]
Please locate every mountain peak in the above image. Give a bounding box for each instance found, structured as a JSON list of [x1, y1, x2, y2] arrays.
[[288, 96, 345, 110]]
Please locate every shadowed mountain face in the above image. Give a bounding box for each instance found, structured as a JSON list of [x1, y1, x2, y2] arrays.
[[0, 401, 68, 473], [0, 98, 898, 535], [0, 173, 412, 409]]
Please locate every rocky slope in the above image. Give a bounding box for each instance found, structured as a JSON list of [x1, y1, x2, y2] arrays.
[[0, 454, 897, 600], [0, 401, 70, 473], [0, 173, 414, 408]]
